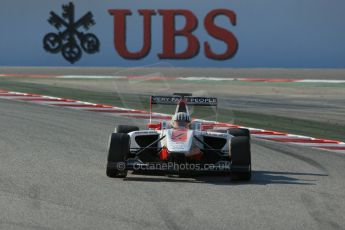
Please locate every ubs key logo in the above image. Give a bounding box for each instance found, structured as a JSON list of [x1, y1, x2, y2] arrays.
[[43, 2, 100, 64]]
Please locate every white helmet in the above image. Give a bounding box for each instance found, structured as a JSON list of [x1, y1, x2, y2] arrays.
[[173, 112, 191, 122]]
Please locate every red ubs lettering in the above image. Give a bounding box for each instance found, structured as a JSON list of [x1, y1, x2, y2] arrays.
[[108, 9, 238, 60]]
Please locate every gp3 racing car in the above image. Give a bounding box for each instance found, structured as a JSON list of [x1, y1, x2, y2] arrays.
[[106, 93, 251, 180]]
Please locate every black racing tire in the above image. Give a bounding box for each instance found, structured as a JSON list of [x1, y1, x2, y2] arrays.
[[228, 128, 250, 137], [106, 133, 130, 178], [115, 125, 139, 134], [230, 136, 251, 181]]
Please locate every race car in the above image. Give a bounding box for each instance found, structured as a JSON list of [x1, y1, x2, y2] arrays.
[[106, 93, 251, 180]]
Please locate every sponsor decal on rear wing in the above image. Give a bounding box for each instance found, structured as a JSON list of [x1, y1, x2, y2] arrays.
[[151, 96, 217, 106]]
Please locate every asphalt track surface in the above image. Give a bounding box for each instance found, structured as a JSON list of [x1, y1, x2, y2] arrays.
[[1, 98, 345, 230]]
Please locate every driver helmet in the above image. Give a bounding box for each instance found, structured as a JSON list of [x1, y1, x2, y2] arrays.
[[172, 112, 191, 128]]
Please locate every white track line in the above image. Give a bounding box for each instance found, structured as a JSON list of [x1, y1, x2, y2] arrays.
[[296, 79, 345, 83]]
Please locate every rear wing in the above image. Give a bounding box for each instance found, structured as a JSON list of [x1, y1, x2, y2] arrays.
[[150, 96, 218, 106], [149, 94, 218, 123]]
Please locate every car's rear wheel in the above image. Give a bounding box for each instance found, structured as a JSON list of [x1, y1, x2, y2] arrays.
[[115, 125, 139, 134], [106, 133, 130, 178], [230, 136, 251, 181]]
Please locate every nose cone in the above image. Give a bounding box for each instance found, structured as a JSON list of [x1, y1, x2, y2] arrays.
[[166, 129, 194, 154]]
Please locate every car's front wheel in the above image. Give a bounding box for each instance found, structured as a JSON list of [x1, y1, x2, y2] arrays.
[[228, 128, 250, 137], [230, 136, 251, 181], [106, 133, 130, 178], [115, 125, 139, 134]]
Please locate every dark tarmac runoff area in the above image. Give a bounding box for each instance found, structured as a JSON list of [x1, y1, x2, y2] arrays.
[[0, 67, 345, 230]]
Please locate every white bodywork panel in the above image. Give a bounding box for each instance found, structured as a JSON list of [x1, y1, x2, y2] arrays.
[[165, 129, 194, 153], [126, 124, 232, 158]]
